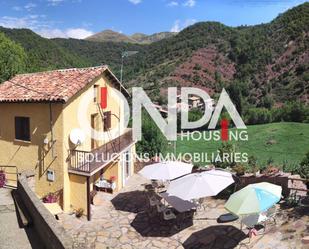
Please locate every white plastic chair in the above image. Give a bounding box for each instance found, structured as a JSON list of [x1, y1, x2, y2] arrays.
[[266, 206, 277, 224], [148, 196, 160, 207], [156, 203, 166, 213], [163, 209, 176, 221]]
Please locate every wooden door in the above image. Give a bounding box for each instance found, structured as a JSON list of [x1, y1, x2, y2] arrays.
[[91, 114, 99, 150]]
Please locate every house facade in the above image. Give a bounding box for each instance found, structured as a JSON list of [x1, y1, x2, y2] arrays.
[[0, 66, 136, 220]]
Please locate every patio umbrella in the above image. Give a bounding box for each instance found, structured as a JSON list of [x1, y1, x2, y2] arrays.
[[166, 169, 234, 200], [225, 182, 282, 216], [138, 161, 193, 181]]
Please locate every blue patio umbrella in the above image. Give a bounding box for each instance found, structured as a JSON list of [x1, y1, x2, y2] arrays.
[[225, 182, 282, 216]]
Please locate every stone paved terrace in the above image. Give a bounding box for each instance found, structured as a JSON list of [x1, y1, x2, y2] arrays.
[[58, 174, 309, 249]]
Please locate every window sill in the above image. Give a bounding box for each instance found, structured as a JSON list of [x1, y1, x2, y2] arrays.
[[14, 139, 31, 144]]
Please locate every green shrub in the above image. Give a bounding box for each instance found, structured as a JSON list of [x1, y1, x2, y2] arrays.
[[136, 111, 167, 158], [245, 108, 272, 125], [297, 152, 309, 179], [214, 143, 237, 169]]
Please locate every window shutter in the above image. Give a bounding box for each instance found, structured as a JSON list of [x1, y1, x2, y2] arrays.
[[107, 111, 111, 129], [104, 111, 111, 131]]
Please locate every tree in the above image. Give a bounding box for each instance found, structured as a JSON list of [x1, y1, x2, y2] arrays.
[[136, 111, 167, 158], [260, 95, 274, 109], [227, 82, 243, 115], [0, 32, 26, 83]]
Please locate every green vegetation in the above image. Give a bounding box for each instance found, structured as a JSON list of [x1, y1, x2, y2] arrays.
[[0, 2, 308, 106], [244, 101, 309, 125], [0, 27, 88, 75], [136, 112, 167, 158], [0, 32, 26, 82], [169, 122, 309, 171], [297, 152, 309, 179]]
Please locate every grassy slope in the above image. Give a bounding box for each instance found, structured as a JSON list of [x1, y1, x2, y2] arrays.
[[171, 122, 309, 169]]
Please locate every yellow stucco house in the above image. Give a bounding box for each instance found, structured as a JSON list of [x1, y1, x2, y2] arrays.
[[0, 66, 136, 220]]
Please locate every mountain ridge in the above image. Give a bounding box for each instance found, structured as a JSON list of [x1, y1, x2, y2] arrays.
[[85, 29, 177, 44]]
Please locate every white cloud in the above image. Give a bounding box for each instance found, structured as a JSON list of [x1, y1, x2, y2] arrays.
[[38, 28, 93, 39], [128, 0, 142, 4], [24, 2, 37, 11], [170, 18, 196, 32], [65, 28, 93, 39], [171, 20, 181, 32], [183, 0, 196, 7], [167, 1, 179, 7], [47, 0, 65, 6], [184, 18, 196, 27], [0, 15, 42, 30], [37, 28, 66, 38], [12, 6, 22, 11], [0, 15, 92, 39]]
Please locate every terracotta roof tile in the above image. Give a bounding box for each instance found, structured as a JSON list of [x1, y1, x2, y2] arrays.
[[0, 65, 122, 103]]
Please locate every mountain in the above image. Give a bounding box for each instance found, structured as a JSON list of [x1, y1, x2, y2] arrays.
[[123, 3, 309, 104], [0, 3, 308, 106], [52, 38, 144, 72], [85, 30, 177, 44], [86, 29, 137, 43], [130, 32, 177, 44]]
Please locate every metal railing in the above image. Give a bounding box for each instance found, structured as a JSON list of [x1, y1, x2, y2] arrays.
[[69, 129, 134, 174]]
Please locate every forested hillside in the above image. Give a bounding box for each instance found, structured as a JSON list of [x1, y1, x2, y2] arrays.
[[0, 2, 308, 110], [0, 27, 87, 73]]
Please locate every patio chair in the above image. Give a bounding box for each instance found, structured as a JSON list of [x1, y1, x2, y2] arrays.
[[156, 203, 166, 213], [148, 195, 160, 207], [151, 180, 159, 189], [192, 198, 206, 211], [163, 209, 176, 221], [240, 213, 267, 231], [265, 205, 277, 225]]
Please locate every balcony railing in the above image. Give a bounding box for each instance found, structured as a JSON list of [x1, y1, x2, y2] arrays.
[[69, 129, 134, 174]]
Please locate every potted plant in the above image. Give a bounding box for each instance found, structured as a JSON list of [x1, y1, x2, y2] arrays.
[[43, 192, 58, 203], [233, 164, 245, 176], [75, 208, 84, 218], [110, 176, 116, 190], [262, 165, 280, 176]]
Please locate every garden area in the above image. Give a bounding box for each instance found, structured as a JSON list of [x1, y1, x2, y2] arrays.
[[172, 122, 309, 169]]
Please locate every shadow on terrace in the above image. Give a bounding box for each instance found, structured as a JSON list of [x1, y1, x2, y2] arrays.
[[111, 190, 194, 237], [111, 190, 148, 213], [183, 225, 248, 249]]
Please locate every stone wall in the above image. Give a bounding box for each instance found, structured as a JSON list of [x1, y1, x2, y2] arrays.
[[17, 172, 74, 249], [238, 172, 307, 197]]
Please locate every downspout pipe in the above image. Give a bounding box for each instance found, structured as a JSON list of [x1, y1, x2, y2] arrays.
[[49, 102, 55, 158]]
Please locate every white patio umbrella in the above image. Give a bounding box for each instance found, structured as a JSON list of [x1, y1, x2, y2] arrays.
[[167, 169, 235, 200], [138, 161, 193, 180]]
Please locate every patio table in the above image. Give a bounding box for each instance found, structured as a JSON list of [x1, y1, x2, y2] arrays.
[[160, 192, 197, 213], [95, 179, 116, 193]]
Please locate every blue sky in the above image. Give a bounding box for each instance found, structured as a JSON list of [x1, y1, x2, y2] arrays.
[[0, 0, 306, 39]]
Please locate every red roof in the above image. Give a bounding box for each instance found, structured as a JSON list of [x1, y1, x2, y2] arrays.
[[0, 66, 127, 103]]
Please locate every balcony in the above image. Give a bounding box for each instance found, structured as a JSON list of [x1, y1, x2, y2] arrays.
[[69, 129, 135, 175]]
